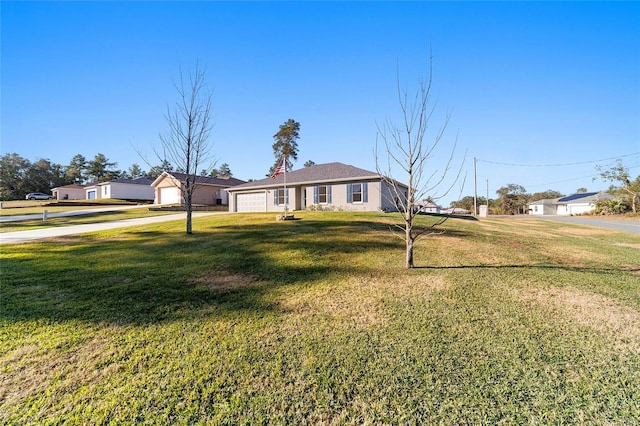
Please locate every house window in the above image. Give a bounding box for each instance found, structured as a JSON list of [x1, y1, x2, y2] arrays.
[[318, 186, 328, 203], [274, 189, 288, 206], [352, 184, 362, 202], [347, 182, 368, 203], [313, 185, 332, 204]]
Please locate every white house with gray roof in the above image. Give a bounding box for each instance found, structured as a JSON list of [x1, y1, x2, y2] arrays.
[[84, 177, 156, 201], [226, 162, 408, 213], [528, 192, 613, 216]]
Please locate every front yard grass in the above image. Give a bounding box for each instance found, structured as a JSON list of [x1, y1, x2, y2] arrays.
[[1, 212, 639, 424]]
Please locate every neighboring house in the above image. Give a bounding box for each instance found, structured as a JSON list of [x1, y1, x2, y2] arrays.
[[52, 184, 86, 200], [528, 198, 557, 215], [528, 192, 613, 215], [226, 162, 408, 213], [151, 172, 246, 206], [441, 207, 472, 215], [85, 177, 156, 201], [418, 202, 442, 213]]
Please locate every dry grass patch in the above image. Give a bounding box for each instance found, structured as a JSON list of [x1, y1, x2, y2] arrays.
[[515, 286, 640, 352], [191, 272, 260, 292], [279, 274, 450, 330], [615, 243, 640, 250], [556, 227, 615, 236], [542, 245, 611, 268]]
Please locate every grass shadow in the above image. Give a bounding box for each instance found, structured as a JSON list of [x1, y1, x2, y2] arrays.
[[1, 217, 402, 325]]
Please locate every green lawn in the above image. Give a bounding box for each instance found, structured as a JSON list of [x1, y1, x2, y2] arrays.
[[2, 212, 639, 424]]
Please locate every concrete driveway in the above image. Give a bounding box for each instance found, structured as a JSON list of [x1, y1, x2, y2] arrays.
[[0, 212, 219, 244]]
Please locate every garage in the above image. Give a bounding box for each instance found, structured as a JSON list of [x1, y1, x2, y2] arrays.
[[159, 187, 181, 205], [236, 192, 267, 212]]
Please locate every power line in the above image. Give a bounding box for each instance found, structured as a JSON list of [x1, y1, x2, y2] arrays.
[[477, 151, 640, 167]]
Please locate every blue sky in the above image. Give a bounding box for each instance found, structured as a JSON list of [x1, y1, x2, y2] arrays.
[[2, 1, 639, 205]]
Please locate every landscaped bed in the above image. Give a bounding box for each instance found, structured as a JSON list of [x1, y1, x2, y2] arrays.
[[1, 212, 639, 423]]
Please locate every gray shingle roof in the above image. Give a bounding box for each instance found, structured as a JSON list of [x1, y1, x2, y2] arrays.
[[167, 172, 246, 187], [109, 177, 155, 185], [528, 192, 613, 206], [228, 162, 385, 190]]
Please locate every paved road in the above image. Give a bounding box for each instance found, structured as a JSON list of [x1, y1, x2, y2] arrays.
[[0, 212, 219, 244], [529, 215, 640, 233]]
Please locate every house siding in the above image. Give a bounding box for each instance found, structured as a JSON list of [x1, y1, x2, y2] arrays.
[[107, 182, 155, 201], [557, 202, 594, 216], [52, 186, 86, 200]]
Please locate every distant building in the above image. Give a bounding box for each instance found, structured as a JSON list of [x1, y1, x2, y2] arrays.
[[52, 184, 86, 200], [416, 201, 442, 213], [85, 177, 156, 201], [528, 192, 613, 215]]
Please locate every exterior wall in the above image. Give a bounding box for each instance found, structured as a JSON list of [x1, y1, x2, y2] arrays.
[[379, 180, 406, 211], [85, 186, 100, 199], [305, 180, 383, 211], [154, 175, 227, 206], [265, 187, 298, 212], [192, 186, 224, 205], [529, 202, 555, 215], [557, 202, 595, 216], [108, 182, 155, 201], [154, 177, 181, 204], [423, 205, 441, 213], [53, 187, 86, 200]]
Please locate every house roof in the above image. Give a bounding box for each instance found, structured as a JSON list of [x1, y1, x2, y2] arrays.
[[416, 201, 441, 209], [100, 177, 155, 186], [152, 172, 246, 188], [557, 192, 599, 202], [528, 192, 613, 206], [528, 197, 559, 206], [228, 162, 400, 191], [52, 184, 86, 190]]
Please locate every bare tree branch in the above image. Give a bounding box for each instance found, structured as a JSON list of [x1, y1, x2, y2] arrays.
[[375, 52, 465, 268], [159, 62, 216, 234]]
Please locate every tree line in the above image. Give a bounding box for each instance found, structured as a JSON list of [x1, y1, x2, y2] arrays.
[[0, 152, 234, 201], [450, 160, 640, 215]]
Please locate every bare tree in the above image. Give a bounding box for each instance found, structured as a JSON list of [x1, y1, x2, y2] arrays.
[[375, 55, 464, 268], [160, 63, 215, 234]]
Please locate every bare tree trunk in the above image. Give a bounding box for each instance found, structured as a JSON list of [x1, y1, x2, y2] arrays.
[[185, 187, 193, 234], [405, 216, 414, 268]]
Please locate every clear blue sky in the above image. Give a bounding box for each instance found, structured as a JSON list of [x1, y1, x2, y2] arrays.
[[2, 1, 639, 206]]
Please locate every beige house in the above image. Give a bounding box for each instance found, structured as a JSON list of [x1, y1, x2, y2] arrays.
[[52, 184, 86, 200], [226, 162, 407, 213], [151, 172, 246, 206]]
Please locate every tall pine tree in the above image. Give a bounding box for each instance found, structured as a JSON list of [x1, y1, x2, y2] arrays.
[[269, 119, 300, 175]]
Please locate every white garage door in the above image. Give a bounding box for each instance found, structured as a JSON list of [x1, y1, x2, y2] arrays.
[[236, 192, 267, 212], [160, 187, 181, 205]]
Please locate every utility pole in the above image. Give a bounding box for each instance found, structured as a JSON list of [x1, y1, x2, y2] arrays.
[[486, 178, 489, 213], [473, 157, 478, 216]]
